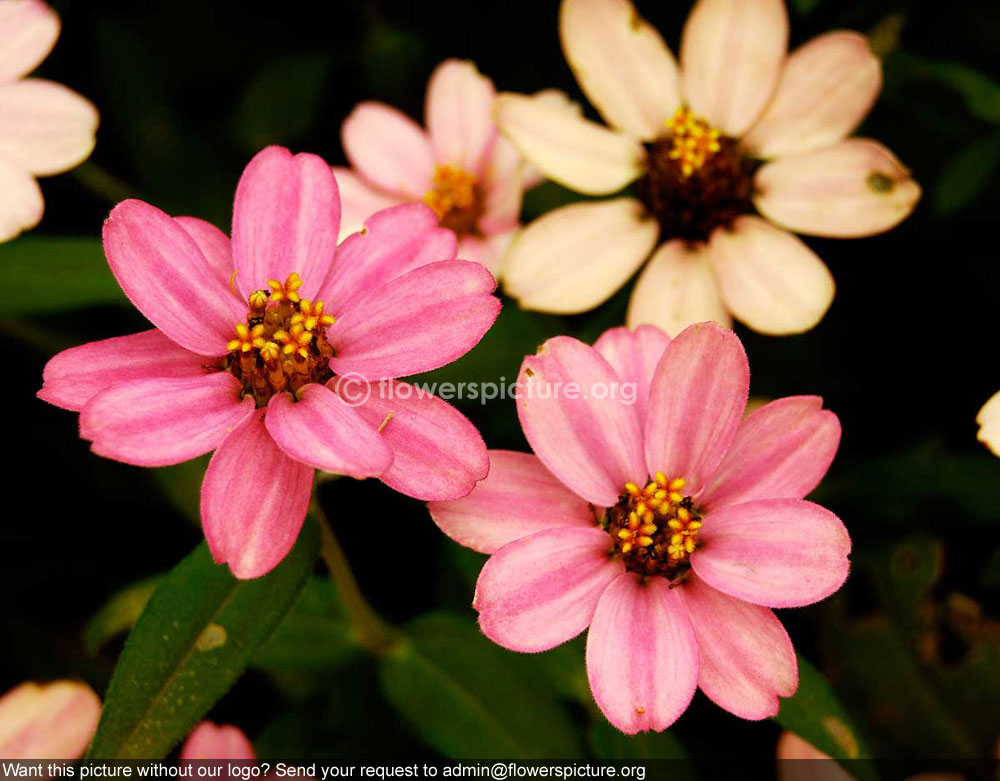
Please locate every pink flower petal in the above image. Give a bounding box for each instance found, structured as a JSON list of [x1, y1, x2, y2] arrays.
[[0, 153, 42, 241], [175, 216, 234, 282], [318, 202, 456, 316], [0, 79, 97, 175], [627, 238, 732, 337], [504, 198, 658, 314], [201, 412, 313, 579], [586, 573, 699, 734], [680, 575, 797, 719], [331, 166, 402, 240], [475, 527, 622, 652], [457, 234, 502, 277], [330, 378, 487, 501], [231, 146, 340, 298], [425, 59, 497, 175], [518, 336, 645, 507], [428, 450, 597, 553], [329, 260, 499, 380], [478, 157, 523, 237], [776, 732, 856, 781], [680, 0, 788, 136], [341, 102, 434, 197], [560, 0, 681, 140], [753, 138, 921, 237], [103, 199, 246, 355], [977, 390, 1000, 457], [495, 92, 644, 195], [179, 722, 256, 760], [701, 395, 840, 511], [592, 324, 671, 426], [743, 32, 882, 159], [709, 216, 835, 335], [264, 383, 393, 478], [644, 322, 749, 493], [692, 498, 851, 608], [0, 680, 100, 760], [80, 372, 254, 467], [39, 329, 211, 412], [0, 0, 59, 83]]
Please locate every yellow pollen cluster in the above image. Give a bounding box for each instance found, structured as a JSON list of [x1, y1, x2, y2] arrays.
[[423, 165, 482, 235], [617, 473, 689, 554], [664, 107, 722, 178], [666, 504, 703, 561]]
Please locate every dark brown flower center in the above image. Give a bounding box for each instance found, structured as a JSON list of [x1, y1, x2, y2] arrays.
[[423, 164, 483, 236]]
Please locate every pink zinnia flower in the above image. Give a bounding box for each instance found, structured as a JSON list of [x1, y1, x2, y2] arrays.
[[430, 322, 850, 733], [335, 58, 541, 276], [496, 0, 921, 336], [0, 0, 98, 241], [39, 146, 499, 579], [179, 721, 256, 760], [0, 680, 101, 759]]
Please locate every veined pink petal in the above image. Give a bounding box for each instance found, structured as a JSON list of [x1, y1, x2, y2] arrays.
[[627, 238, 732, 336], [331, 379, 487, 501], [0, 680, 100, 760], [586, 573, 699, 734], [644, 322, 749, 493], [201, 412, 313, 579], [319, 202, 456, 316], [680, 576, 797, 719], [175, 216, 235, 283], [680, 0, 788, 136], [329, 260, 499, 380], [103, 199, 246, 355], [495, 92, 645, 195], [80, 373, 253, 467], [179, 722, 256, 760], [341, 102, 434, 197], [425, 59, 497, 175], [693, 498, 851, 608], [475, 527, 622, 652], [0, 0, 59, 83], [231, 146, 340, 298], [0, 153, 42, 241], [701, 396, 840, 511], [39, 329, 211, 412], [503, 198, 658, 314], [592, 324, 671, 427], [265, 383, 393, 478], [709, 216, 835, 335], [331, 166, 402, 241], [428, 450, 597, 553], [478, 155, 524, 238], [518, 336, 645, 507], [560, 0, 681, 140], [0, 79, 97, 175], [744, 32, 882, 159], [977, 390, 1000, 457], [753, 138, 921, 237]]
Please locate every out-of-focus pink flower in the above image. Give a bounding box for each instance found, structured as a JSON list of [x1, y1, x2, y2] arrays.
[[496, 0, 921, 336], [0, 680, 101, 759], [336, 59, 546, 277], [179, 721, 256, 760], [430, 322, 850, 734], [977, 391, 1000, 457], [0, 0, 98, 242], [39, 145, 498, 579]]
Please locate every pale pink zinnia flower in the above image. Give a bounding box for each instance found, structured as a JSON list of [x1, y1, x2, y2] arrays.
[[179, 721, 256, 760], [977, 391, 1000, 457], [496, 0, 921, 336], [430, 322, 850, 733], [0, 680, 101, 759], [0, 0, 98, 241], [336, 59, 540, 276], [39, 145, 499, 579]]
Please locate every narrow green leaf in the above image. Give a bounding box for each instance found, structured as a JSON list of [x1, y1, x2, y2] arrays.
[[379, 612, 584, 759], [589, 719, 691, 764], [87, 517, 319, 759], [0, 237, 125, 314], [933, 133, 1000, 215], [889, 53, 1000, 124], [84, 577, 162, 656]]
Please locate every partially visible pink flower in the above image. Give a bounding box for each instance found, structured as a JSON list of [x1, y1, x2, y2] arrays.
[[776, 732, 963, 781], [430, 322, 850, 734], [0, 680, 101, 759], [179, 721, 256, 760], [977, 391, 1000, 457], [336, 59, 545, 277], [0, 0, 98, 242], [39, 146, 499, 579], [495, 0, 920, 336]]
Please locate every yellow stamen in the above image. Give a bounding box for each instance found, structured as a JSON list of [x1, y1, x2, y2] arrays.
[[663, 108, 722, 178]]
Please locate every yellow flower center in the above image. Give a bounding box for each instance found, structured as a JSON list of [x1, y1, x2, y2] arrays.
[[664, 107, 722, 178], [423, 164, 482, 235], [224, 272, 337, 407]]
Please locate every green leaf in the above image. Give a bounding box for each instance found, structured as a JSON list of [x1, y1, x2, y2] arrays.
[[589, 719, 691, 763], [0, 237, 125, 314], [888, 53, 1000, 124], [379, 612, 584, 759], [933, 133, 1000, 214], [84, 577, 162, 656], [87, 517, 320, 759]]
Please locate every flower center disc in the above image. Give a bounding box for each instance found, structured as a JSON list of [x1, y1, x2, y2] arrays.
[[224, 272, 336, 407], [423, 164, 483, 236], [635, 107, 756, 242]]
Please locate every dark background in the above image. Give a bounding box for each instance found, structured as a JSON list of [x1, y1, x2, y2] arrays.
[[3, 0, 999, 767]]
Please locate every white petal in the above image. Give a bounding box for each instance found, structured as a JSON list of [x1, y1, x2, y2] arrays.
[[0, 0, 59, 83], [0, 154, 42, 241], [977, 391, 1000, 457]]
